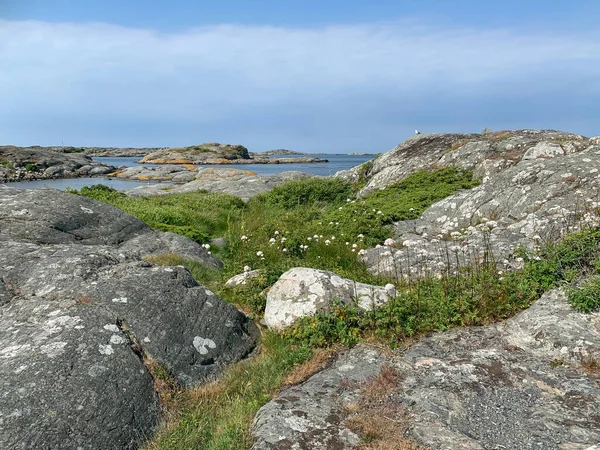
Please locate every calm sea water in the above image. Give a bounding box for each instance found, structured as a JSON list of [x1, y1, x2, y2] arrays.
[[3, 154, 374, 191], [95, 154, 374, 177]]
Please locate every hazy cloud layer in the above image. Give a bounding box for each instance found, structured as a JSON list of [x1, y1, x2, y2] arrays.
[[1, 19, 599, 150]]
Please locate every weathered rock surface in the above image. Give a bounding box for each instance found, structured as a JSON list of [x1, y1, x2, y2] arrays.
[[264, 268, 396, 330], [0, 188, 258, 449], [336, 130, 587, 197], [139, 142, 327, 165], [113, 164, 197, 182], [348, 131, 600, 279], [251, 345, 385, 449], [252, 289, 600, 449], [11, 145, 163, 157], [125, 168, 314, 202], [0, 146, 115, 182], [225, 269, 262, 288]]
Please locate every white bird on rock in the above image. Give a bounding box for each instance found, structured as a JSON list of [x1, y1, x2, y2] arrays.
[[415, 129, 421, 135]]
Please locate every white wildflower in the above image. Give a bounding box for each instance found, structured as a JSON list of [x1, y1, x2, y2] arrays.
[[243, 265, 251, 272], [256, 251, 264, 257]]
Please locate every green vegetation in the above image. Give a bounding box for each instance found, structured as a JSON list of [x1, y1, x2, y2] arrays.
[[70, 167, 600, 449], [0, 159, 15, 170], [62, 147, 85, 153], [70, 185, 245, 245], [24, 163, 39, 172], [146, 333, 312, 450], [285, 225, 600, 347], [568, 277, 600, 312]]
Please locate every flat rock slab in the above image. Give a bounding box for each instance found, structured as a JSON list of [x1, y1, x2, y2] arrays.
[[0, 188, 258, 449], [251, 345, 386, 449], [126, 168, 314, 202], [252, 289, 600, 449], [114, 164, 197, 182]]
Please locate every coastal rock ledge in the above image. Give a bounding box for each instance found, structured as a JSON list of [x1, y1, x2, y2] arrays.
[[0, 188, 258, 450], [252, 289, 600, 450]]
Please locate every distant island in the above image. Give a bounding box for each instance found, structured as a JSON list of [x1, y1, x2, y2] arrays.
[[259, 149, 304, 156], [139, 143, 328, 165], [348, 152, 375, 156]]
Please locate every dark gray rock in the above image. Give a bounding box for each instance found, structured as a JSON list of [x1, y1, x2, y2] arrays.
[[0, 187, 258, 449], [252, 290, 600, 450]]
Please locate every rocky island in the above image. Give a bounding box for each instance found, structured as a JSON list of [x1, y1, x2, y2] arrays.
[[138, 142, 328, 165], [1, 129, 599, 450], [0, 145, 116, 182]]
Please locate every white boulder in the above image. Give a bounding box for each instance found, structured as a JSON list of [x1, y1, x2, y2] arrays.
[[523, 142, 564, 160], [225, 269, 261, 287], [264, 267, 396, 330]]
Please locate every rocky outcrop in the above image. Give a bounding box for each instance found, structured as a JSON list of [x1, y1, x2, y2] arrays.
[[113, 164, 197, 182], [336, 130, 588, 197], [125, 168, 314, 202], [252, 289, 600, 449], [139, 142, 327, 165], [258, 149, 305, 156], [264, 268, 396, 330], [0, 146, 115, 182], [6, 145, 162, 157], [0, 188, 258, 449], [344, 131, 600, 279]]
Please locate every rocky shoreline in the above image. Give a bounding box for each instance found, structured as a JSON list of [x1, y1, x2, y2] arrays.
[[2, 129, 600, 449], [0, 146, 116, 182]]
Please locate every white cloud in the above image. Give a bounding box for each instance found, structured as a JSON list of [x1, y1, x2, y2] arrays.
[[1, 19, 599, 147]]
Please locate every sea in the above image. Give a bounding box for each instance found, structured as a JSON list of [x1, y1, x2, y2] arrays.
[[4, 154, 374, 191]]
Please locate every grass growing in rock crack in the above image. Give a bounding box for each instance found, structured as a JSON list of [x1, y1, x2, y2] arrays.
[[144, 333, 313, 450]]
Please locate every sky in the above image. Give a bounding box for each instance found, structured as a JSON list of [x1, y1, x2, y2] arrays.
[[1, 1, 600, 153]]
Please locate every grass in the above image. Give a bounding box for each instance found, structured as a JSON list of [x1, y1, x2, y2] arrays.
[[283, 225, 600, 348], [345, 365, 426, 450], [69, 185, 244, 245], [70, 168, 600, 449], [144, 333, 312, 450]]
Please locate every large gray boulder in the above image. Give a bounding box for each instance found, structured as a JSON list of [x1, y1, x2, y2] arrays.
[[355, 132, 600, 279], [264, 268, 395, 330], [336, 130, 588, 197], [0, 188, 258, 449], [252, 289, 600, 449]]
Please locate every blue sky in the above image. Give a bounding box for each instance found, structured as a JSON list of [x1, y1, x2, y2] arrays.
[[1, 1, 599, 152]]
